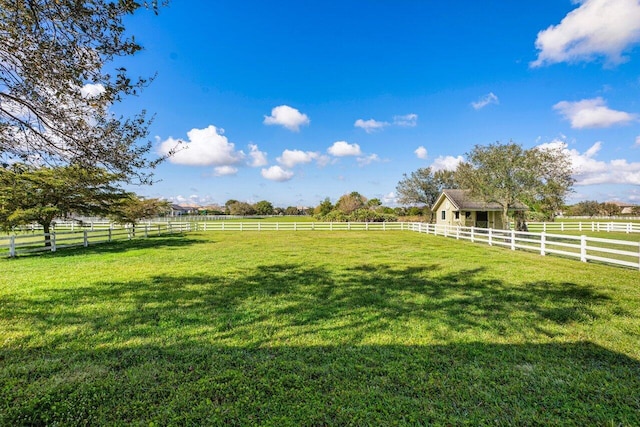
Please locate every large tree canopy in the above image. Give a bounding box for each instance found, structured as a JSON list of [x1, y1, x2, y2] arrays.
[[0, 0, 166, 182], [455, 142, 574, 229], [0, 163, 125, 244]]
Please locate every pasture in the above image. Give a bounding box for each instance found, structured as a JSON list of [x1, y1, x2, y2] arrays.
[[1, 231, 639, 425]]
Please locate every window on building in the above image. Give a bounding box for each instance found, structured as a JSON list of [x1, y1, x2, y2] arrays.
[[454, 211, 460, 220], [441, 210, 446, 220]]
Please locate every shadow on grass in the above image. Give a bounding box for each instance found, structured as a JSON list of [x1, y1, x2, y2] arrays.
[[1, 263, 637, 425], [21, 233, 207, 258]]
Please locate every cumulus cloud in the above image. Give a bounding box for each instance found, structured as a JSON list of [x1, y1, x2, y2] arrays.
[[261, 165, 294, 182], [158, 125, 245, 166], [553, 97, 637, 128], [247, 144, 268, 167], [471, 92, 499, 110], [80, 83, 106, 99], [393, 113, 418, 127], [414, 146, 428, 159], [213, 165, 238, 176], [354, 119, 389, 133], [538, 139, 640, 185], [531, 0, 640, 67], [277, 149, 321, 168], [327, 141, 362, 157], [382, 192, 397, 205], [263, 105, 310, 132], [431, 155, 464, 171]]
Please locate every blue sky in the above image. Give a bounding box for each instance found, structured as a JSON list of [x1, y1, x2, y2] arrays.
[[116, 0, 640, 208]]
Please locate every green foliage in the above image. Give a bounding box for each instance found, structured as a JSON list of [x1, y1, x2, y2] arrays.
[[335, 191, 367, 214], [0, 163, 124, 239], [0, 0, 166, 182], [396, 168, 458, 208], [456, 142, 574, 228], [110, 196, 170, 230], [566, 200, 601, 217], [1, 232, 639, 425], [314, 197, 334, 217], [254, 200, 274, 216]]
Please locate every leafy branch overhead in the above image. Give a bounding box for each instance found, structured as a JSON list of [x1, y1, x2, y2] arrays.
[[0, 0, 168, 183]]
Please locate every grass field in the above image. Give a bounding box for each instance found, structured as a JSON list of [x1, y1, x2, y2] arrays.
[[1, 231, 639, 425]]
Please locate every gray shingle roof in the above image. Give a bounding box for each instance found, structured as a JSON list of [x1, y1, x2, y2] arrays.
[[437, 189, 529, 211]]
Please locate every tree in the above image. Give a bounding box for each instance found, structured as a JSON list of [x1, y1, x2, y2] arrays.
[[396, 168, 457, 221], [0, 0, 167, 183], [336, 192, 367, 215], [0, 163, 124, 246], [567, 200, 600, 217], [227, 201, 255, 216], [254, 200, 274, 216], [600, 202, 621, 217], [110, 196, 170, 236], [455, 142, 574, 230], [314, 197, 334, 217]]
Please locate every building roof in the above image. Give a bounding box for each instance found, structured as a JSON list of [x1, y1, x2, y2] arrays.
[[433, 189, 529, 212]]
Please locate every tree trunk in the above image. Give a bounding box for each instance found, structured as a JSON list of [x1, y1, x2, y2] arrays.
[[42, 222, 51, 247]]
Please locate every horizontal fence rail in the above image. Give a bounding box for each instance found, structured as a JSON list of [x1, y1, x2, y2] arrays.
[[409, 223, 640, 271], [1, 221, 639, 270]]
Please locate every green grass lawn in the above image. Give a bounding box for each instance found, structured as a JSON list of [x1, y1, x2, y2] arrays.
[[1, 231, 639, 425]]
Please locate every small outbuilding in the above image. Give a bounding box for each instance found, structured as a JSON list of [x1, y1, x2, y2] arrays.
[[432, 189, 528, 229]]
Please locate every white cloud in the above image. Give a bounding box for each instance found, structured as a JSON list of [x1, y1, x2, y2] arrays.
[[261, 165, 294, 182], [80, 83, 106, 99], [263, 105, 310, 132], [431, 155, 464, 171], [214, 165, 238, 176], [356, 153, 380, 166], [277, 149, 321, 168], [471, 92, 499, 110], [537, 139, 640, 185], [553, 97, 637, 128], [354, 118, 389, 133], [382, 192, 397, 205], [247, 144, 268, 167], [414, 146, 428, 159], [158, 125, 245, 166], [327, 141, 362, 157], [393, 113, 418, 127], [531, 0, 640, 67]]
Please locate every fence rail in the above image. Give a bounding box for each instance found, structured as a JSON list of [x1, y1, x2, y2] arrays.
[[2, 221, 639, 270], [0, 223, 191, 257], [526, 221, 640, 233], [409, 223, 640, 270]]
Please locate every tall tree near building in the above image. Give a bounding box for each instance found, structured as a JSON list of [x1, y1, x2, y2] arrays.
[[0, 0, 167, 183], [395, 168, 458, 221], [455, 142, 574, 230]]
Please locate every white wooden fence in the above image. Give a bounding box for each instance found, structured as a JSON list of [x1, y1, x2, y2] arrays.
[[2, 221, 639, 270], [0, 222, 191, 257]]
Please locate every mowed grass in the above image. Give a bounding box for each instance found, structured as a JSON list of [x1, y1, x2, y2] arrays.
[[1, 231, 639, 425]]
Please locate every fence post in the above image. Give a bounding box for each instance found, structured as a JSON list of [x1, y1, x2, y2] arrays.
[[84, 230, 89, 247], [456, 226, 460, 240], [9, 235, 15, 257], [108, 228, 112, 242], [144, 225, 149, 238], [471, 227, 475, 243], [511, 230, 515, 251], [580, 235, 587, 263], [51, 232, 56, 252], [540, 232, 546, 256], [488, 228, 493, 246]]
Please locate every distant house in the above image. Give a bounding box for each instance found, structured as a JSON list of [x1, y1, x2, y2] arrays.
[[169, 204, 198, 217], [432, 189, 528, 229]]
